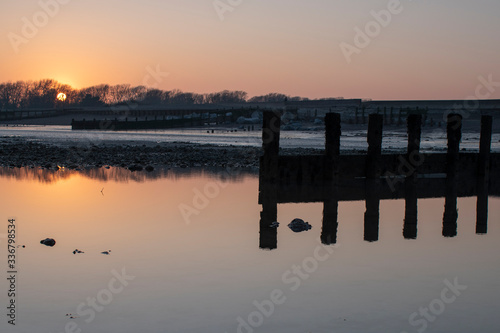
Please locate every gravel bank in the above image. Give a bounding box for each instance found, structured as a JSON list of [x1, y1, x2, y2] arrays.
[[0, 137, 324, 171]]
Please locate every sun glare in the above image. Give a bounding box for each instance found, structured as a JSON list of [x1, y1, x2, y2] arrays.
[[57, 93, 67, 102]]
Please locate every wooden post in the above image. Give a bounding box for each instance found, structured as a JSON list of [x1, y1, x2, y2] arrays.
[[262, 111, 281, 183], [446, 113, 462, 177], [478, 115, 492, 176], [407, 114, 422, 180], [325, 113, 341, 181], [367, 114, 383, 179], [443, 113, 461, 238]]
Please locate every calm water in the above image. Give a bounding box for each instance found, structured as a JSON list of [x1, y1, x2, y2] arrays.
[[0, 167, 499, 333]]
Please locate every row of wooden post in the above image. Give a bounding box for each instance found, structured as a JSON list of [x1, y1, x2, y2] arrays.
[[259, 111, 494, 249]]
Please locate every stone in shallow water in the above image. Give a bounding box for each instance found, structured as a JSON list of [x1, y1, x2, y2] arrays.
[[40, 238, 56, 247], [288, 219, 312, 233]]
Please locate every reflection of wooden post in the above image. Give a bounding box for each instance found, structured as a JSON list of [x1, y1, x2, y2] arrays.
[[325, 113, 341, 182], [262, 111, 281, 183], [476, 176, 489, 235], [259, 187, 278, 250], [322, 187, 339, 245], [478, 115, 492, 176], [367, 114, 383, 179], [364, 180, 380, 242], [443, 180, 458, 238], [403, 179, 418, 239]]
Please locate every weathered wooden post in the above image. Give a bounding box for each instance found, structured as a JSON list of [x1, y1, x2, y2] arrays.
[[443, 113, 461, 238], [262, 111, 281, 183], [366, 114, 383, 179], [259, 111, 281, 250], [325, 113, 341, 182], [446, 113, 462, 177], [478, 115, 492, 176], [407, 114, 422, 180]]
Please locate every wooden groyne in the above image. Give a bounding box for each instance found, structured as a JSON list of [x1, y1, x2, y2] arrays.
[[260, 111, 498, 184], [71, 109, 256, 130], [258, 111, 499, 250], [0, 109, 60, 121]]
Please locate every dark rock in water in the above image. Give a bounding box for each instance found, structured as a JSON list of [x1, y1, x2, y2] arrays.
[[288, 219, 312, 233], [101, 250, 111, 255], [40, 238, 56, 247]]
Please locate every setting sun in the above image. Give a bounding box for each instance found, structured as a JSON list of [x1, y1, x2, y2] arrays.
[[57, 93, 67, 102]]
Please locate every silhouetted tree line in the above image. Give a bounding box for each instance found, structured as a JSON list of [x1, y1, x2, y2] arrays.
[[0, 79, 338, 110]]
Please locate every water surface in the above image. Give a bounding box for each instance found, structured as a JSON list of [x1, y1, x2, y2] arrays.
[[0, 167, 499, 333]]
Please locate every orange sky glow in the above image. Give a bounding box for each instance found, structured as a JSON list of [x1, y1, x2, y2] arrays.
[[1, 0, 500, 100]]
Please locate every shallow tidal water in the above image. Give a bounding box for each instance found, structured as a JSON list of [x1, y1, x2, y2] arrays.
[[0, 167, 499, 333], [1, 125, 500, 152]]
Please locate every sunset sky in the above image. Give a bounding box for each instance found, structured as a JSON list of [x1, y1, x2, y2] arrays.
[[1, 0, 500, 100]]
